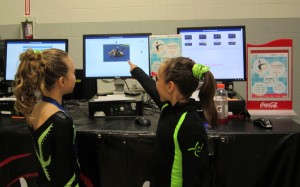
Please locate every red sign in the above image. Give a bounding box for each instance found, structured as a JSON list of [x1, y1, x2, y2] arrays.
[[25, 0, 30, 15], [247, 39, 293, 111]]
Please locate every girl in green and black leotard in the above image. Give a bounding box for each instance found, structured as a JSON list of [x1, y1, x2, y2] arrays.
[[128, 57, 217, 187], [13, 48, 81, 186]]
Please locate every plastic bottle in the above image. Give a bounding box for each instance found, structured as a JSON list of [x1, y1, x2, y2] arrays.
[[214, 83, 228, 124]]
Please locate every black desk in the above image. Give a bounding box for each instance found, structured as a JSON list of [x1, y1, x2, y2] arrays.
[[1, 101, 300, 187], [208, 119, 300, 187]]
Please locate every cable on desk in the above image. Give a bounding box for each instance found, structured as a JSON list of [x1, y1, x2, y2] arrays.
[[142, 93, 160, 115]]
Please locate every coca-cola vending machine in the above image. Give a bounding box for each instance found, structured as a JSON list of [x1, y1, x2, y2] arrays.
[[246, 39, 296, 116]]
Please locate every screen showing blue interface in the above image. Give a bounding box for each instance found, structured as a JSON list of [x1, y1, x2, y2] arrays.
[[84, 34, 150, 78], [5, 40, 68, 80], [178, 26, 246, 81]]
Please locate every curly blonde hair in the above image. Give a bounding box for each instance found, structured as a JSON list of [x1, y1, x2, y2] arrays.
[[12, 48, 69, 116]]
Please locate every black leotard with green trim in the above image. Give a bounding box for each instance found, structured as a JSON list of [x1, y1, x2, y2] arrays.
[[28, 111, 80, 187]]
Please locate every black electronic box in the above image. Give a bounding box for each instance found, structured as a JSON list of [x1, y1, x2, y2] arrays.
[[88, 94, 143, 117], [0, 98, 18, 116]]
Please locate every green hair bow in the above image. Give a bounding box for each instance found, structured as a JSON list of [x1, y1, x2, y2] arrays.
[[33, 49, 41, 54], [192, 64, 210, 79]]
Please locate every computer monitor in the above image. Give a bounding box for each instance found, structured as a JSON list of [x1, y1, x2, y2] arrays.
[[83, 33, 151, 93], [0, 40, 5, 78], [4, 39, 68, 81], [83, 33, 151, 78], [177, 26, 246, 89]]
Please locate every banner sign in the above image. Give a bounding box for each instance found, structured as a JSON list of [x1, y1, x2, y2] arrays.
[[247, 39, 294, 113], [149, 34, 182, 76]]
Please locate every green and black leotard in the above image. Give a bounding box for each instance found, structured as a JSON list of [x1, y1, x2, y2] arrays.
[[28, 111, 81, 187], [131, 67, 211, 187]]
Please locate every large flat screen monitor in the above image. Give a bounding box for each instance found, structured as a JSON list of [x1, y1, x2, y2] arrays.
[[4, 39, 68, 81], [83, 33, 151, 79], [177, 26, 246, 84]]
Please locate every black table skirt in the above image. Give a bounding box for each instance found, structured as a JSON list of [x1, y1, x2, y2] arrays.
[[1, 102, 300, 187]]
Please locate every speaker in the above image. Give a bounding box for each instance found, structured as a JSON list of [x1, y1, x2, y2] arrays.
[[64, 69, 97, 100]]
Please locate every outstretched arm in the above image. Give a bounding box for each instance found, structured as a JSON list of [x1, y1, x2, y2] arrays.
[[128, 60, 163, 109]]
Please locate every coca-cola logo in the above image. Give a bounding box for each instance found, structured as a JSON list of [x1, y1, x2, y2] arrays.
[[260, 102, 278, 109]]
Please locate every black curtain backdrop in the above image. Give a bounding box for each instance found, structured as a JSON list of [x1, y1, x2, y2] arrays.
[[1, 115, 300, 187]]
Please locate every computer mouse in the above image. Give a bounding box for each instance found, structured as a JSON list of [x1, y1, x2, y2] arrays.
[[253, 117, 272, 129], [135, 116, 151, 126]]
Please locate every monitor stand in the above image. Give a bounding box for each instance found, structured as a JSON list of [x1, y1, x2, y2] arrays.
[[113, 78, 125, 95]]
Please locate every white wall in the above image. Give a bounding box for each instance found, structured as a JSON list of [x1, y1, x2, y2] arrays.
[[1, 0, 300, 25]]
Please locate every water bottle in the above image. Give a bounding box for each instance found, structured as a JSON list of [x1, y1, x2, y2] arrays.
[[214, 83, 228, 124]]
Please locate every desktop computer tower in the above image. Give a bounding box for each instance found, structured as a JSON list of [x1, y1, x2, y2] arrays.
[[63, 69, 97, 100]]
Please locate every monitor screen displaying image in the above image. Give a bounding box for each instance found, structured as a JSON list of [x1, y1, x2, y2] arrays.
[[83, 33, 151, 79], [4, 39, 68, 81], [177, 26, 246, 82]]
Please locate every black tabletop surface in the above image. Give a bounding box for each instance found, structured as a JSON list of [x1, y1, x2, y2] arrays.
[[1, 100, 300, 135]]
